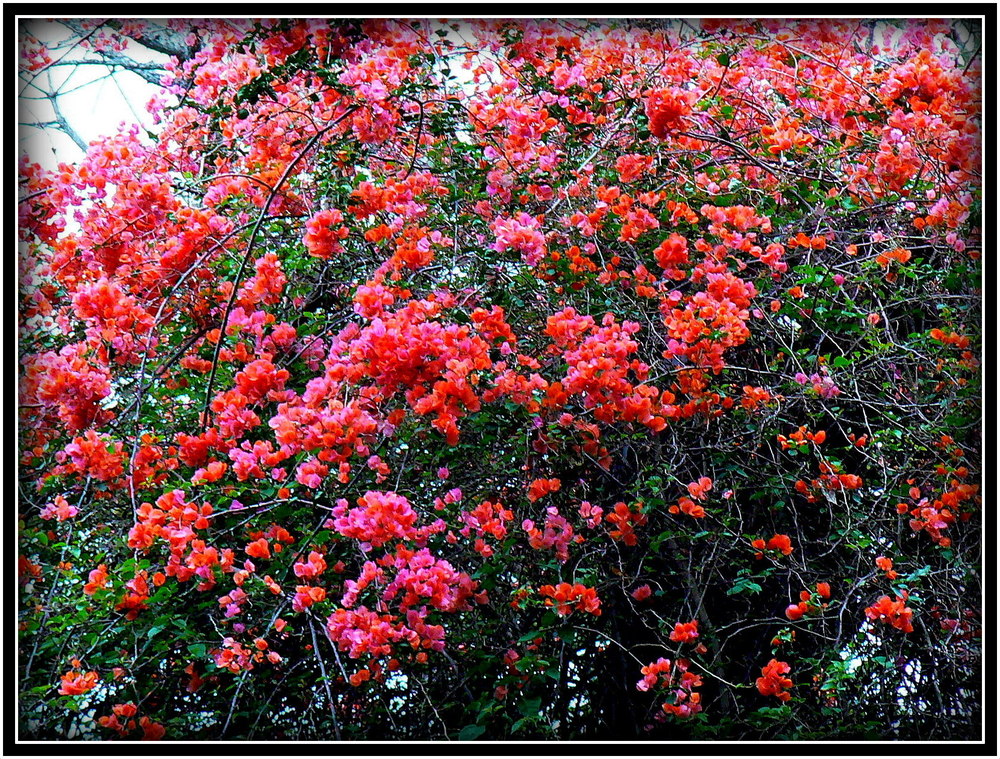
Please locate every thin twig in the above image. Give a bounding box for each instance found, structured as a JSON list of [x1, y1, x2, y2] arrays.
[[201, 105, 359, 426], [309, 617, 342, 741]]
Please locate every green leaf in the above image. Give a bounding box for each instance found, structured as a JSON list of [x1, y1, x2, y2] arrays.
[[458, 724, 486, 741], [188, 643, 207, 658], [727, 580, 762, 596], [519, 696, 542, 718]]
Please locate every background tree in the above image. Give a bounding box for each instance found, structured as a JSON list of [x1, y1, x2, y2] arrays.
[[18, 17, 984, 742]]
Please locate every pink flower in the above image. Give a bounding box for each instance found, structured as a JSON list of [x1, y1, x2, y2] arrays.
[[632, 584, 652, 601], [491, 213, 546, 266], [40, 495, 78, 521]]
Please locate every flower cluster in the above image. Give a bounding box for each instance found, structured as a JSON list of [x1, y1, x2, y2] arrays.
[[522, 507, 581, 563], [538, 582, 601, 616], [645, 87, 693, 138], [669, 619, 700, 644], [330, 491, 441, 549], [752, 534, 794, 559], [303, 209, 349, 259], [636, 657, 703, 718], [865, 593, 915, 634], [58, 668, 99, 696], [785, 582, 831, 621], [756, 659, 793, 701], [605, 501, 648, 545]]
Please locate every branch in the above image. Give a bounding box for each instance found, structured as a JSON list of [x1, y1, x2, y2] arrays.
[[104, 19, 196, 59], [27, 58, 164, 73], [50, 93, 87, 151], [57, 18, 192, 61], [201, 106, 360, 426], [91, 50, 167, 86], [308, 617, 342, 741]]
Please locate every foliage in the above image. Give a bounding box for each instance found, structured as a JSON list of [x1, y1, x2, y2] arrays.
[[18, 18, 983, 741]]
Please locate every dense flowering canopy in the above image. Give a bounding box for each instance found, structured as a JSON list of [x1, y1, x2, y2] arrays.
[[18, 17, 982, 742]]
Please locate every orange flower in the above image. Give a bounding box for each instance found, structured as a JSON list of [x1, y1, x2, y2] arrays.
[[527, 477, 561, 502], [606, 501, 648, 541], [686, 476, 713, 501], [539, 582, 601, 616], [669, 496, 705, 519], [865, 593, 914, 633], [766, 534, 794, 556], [785, 602, 807, 621], [670, 619, 700, 643], [631, 584, 652, 602], [139, 716, 166, 741], [113, 702, 138, 718], [245, 538, 271, 559], [58, 669, 99, 696], [83, 564, 111, 596], [875, 247, 912, 268], [756, 659, 793, 701], [875, 556, 898, 580]]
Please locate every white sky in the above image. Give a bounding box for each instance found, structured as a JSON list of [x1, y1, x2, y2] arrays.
[[18, 19, 167, 170]]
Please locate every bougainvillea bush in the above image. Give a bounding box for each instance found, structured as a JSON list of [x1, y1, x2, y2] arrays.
[[18, 18, 983, 741]]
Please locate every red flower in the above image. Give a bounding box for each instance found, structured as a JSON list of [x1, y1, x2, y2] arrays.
[[645, 88, 692, 138], [785, 602, 807, 621], [766, 534, 794, 555], [140, 716, 166, 741], [636, 657, 703, 718], [539, 582, 601, 617], [756, 658, 793, 701], [349, 668, 371, 687], [58, 669, 99, 696], [527, 477, 562, 502], [115, 571, 151, 620], [631, 584, 652, 602], [686, 476, 713, 501], [670, 619, 700, 643], [875, 556, 898, 579], [865, 593, 914, 633], [245, 538, 271, 559], [304, 209, 348, 259]]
